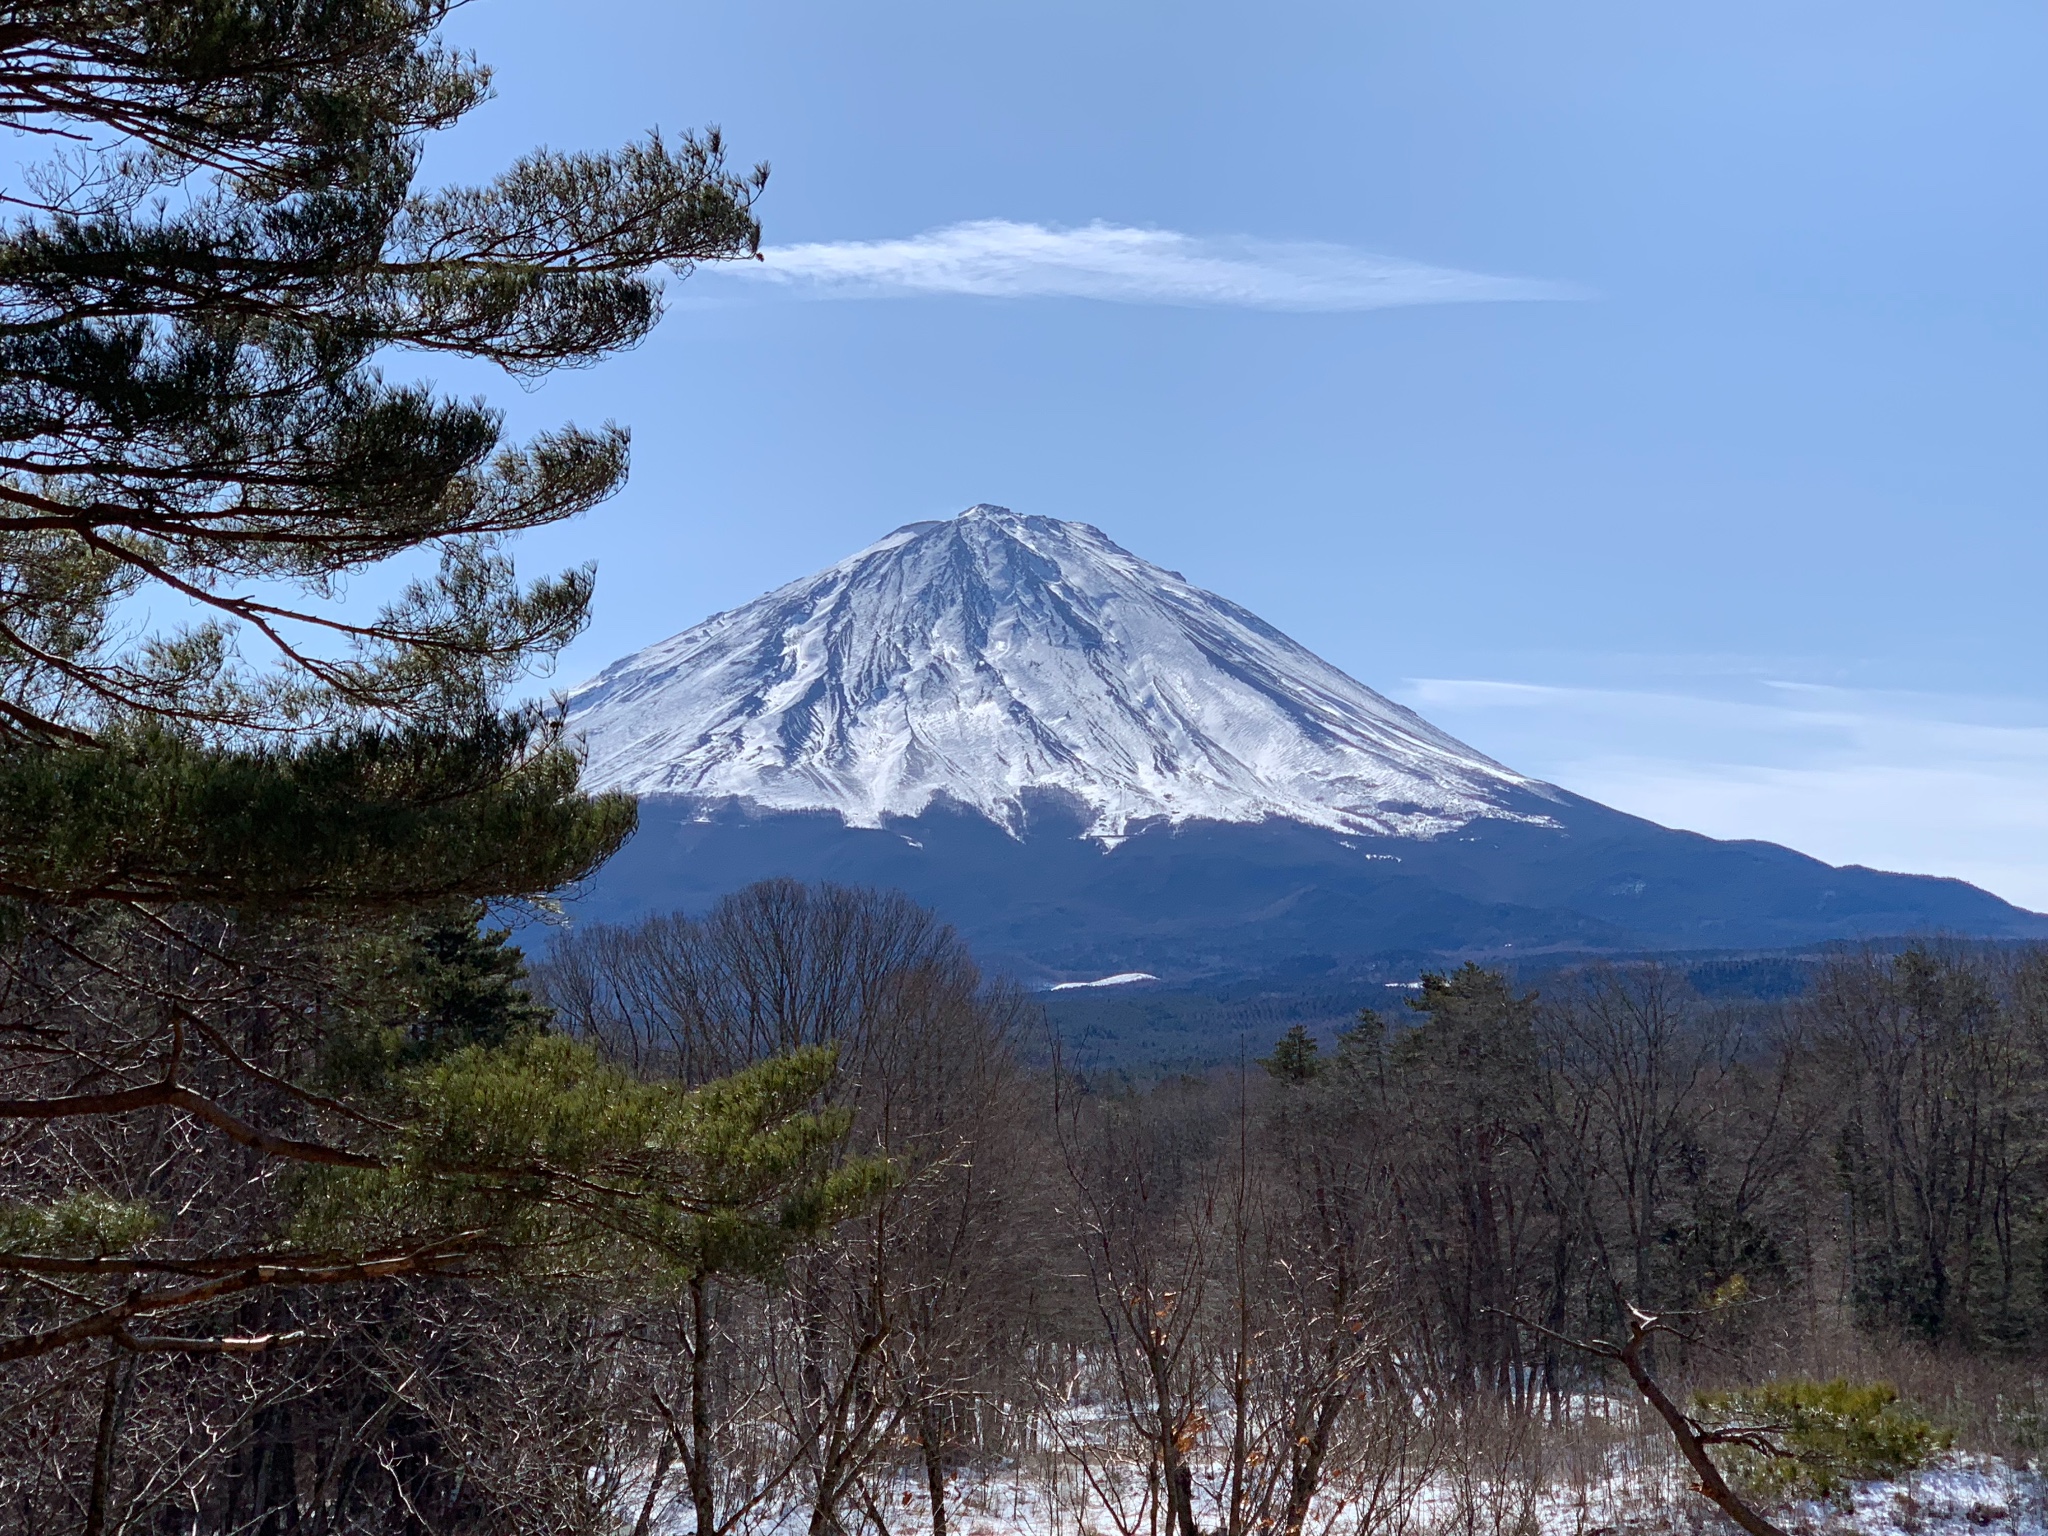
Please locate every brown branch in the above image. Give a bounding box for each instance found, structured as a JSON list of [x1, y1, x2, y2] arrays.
[[0, 1239, 483, 1363], [1491, 1301, 1791, 1536], [0, 1071, 678, 1203], [0, 1079, 385, 1168], [17, 925, 404, 1137], [111, 1325, 308, 1354], [0, 1247, 390, 1280], [184, 1014, 403, 1133]]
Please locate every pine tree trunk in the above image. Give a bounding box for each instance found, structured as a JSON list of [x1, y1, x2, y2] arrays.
[[689, 1274, 718, 1536]]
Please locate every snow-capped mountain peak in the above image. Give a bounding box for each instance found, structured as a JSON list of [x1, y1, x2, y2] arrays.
[[565, 505, 1556, 842]]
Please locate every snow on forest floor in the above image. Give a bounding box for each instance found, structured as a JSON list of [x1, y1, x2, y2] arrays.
[[638, 1458, 2048, 1536], [638, 1452, 2046, 1536], [629, 1391, 2044, 1536], [1518, 1455, 2043, 1536]]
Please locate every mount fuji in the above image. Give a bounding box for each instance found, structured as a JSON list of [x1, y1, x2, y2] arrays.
[[564, 506, 2047, 981]]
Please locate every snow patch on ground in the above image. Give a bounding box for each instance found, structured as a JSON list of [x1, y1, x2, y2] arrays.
[[1798, 1457, 2046, 1536], [629, 1452, 2045, 1536], [1048, 973, 1159, 991]]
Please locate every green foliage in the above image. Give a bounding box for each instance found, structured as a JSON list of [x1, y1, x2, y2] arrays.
[[0, 6, 886, 1399], [1327, 1008, 1387, 1076], [0, 1, 751, 925], [0, 1190, 159, 1258], [319, 904, 553, 1094], [295, 1038, 895, 1284], [400, 916, 554, 1058], [1260, 1024, 1322, 1082], [1389, 964, 1539, 1120], [0, 3, 766, 747], [1693, 1378, 1950, 1503], [0, 715, 634, 911], [1402, 964, 1539, 1037]]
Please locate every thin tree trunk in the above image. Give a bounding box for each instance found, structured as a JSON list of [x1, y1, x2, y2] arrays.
[[84, 1343, 122, 1536], [1151, 1350, 1201, 1536], [918, 1399, 948, 1536], [1502, 1300, 1791, 1536], [1168, 1463, 1199, 1536], [633, 1437, 675, 1536], [689, 1274, 718, 1536], [1279, 1391, 1346, 1536], [1610, 1318, 1790, 1536]]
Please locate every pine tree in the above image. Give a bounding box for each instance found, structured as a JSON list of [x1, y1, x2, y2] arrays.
[[0, 2, 846, 1371], [1260, 1023, 1323, 1083], [0, 1, 768, 906]]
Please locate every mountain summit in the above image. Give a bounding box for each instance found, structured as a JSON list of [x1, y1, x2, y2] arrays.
[[568, 505, 1550, 842], [566, 506, 2048, 980]]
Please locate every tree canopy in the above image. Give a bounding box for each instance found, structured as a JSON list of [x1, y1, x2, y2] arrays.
[[0, 0, 764, 753], [0, 0, 824, 1382]]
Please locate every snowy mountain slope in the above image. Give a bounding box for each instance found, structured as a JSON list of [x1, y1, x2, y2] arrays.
[[566, 506, 1557, 843], [563, 504, 2048, 983]]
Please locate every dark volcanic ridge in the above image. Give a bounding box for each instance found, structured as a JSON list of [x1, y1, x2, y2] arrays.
[[571, 790, 2048, 987], [560, 506, 2046, 982]]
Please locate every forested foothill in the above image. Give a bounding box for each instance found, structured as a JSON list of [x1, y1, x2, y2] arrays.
[[18, 832, 2048, 1530], [532, 902, 2048, 1536]]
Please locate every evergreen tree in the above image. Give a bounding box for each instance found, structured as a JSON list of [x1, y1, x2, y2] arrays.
[[1384, 964, 1545, 1397], [0, 1, 825, 1369], [0, 0, 767, 907], [0, 902, 891, 1363], [1260, 1023, 1322, 1082]]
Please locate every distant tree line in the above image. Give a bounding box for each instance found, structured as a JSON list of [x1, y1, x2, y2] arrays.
[[535, 898, 2048, 1536]]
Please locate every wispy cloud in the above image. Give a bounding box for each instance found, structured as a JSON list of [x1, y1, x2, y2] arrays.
[[727, 219, 1582, 311], [1397, 677, 2048, 912]]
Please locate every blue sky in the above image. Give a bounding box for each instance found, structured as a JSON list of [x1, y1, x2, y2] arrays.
[[420, 0, 2048, 906]]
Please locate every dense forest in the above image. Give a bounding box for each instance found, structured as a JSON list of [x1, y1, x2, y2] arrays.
[[9, 876, 2044, 1532]]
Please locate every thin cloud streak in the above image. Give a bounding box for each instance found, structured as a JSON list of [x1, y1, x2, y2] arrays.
[[733, 220, 1583, 310], [1398, 677, 2048, 912]]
